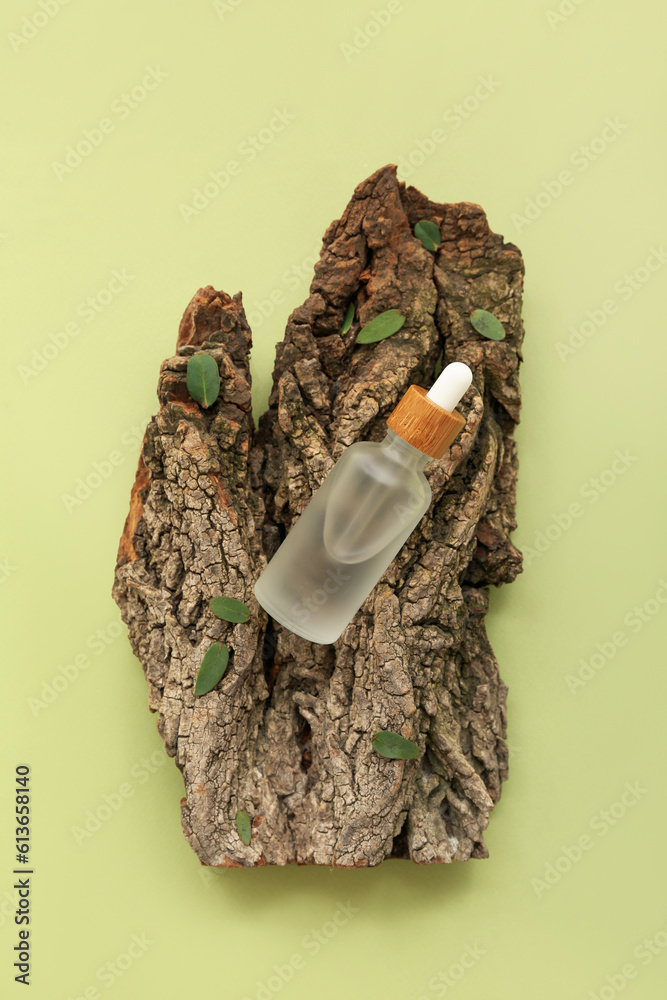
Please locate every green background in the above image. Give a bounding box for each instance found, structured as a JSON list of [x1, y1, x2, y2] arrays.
[[2, 0, 666, 997]]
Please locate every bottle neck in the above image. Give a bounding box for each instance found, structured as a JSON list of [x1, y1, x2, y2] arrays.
[[380, 428, 431, 471], [386, 384, 465, 460]]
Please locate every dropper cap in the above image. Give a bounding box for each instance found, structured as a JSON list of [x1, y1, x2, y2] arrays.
[[386, 362, 472, 459]]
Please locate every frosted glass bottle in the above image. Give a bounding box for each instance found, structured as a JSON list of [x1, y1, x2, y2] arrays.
[[253, 363, 472, 644]]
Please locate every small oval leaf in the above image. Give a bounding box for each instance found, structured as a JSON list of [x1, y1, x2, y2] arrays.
[[470, 309, 506, 341], [372, 730, 420, 760], [194, 642, 229, 696], [236, 809, 252, 845], [356, 309, 406, 345], [209, 596, 250, 623], [341, 301, 355, 334], [414, 219, 442, 251], [186, 353, 221, 408]]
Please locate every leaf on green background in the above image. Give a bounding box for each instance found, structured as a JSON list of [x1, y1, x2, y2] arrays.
[[341, 301, 355, 334], [186, 353, 220, 407], [372, 730, 420, 760], [356, 309, 406, 344], [194, 642, 229, 696], [236, 809, 252, 845], [209, 596, 250, 623], [470, 309, 506, 341], [414, 219, 442, 251]]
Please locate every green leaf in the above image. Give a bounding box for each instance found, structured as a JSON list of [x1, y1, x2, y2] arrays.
[[372, 730, 420, 760], [194, 642, 229, 696], [470, 309, 506, 341], [433, 348, 444, 379], [356, 309, 406, 345], [209, 596, 250, 623], [414, 219, 442, 252], [341, 301, 355, 334], [236, 809, 252, 845], [186, 353, 220, 408]]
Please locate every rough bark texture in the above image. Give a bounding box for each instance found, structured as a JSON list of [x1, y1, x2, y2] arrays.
[[112, 164, 524, 867]]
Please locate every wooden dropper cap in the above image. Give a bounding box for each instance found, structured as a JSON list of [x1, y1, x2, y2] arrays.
[[386, 362, 472, 459]]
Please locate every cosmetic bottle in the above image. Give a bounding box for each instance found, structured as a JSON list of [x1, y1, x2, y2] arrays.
[[253, 362, 473, 644]]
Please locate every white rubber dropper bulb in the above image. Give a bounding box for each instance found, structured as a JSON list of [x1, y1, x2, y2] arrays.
[[426, 361, 473, 412]]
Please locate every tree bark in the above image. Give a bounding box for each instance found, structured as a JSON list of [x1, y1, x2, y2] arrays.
[[112, 164, 524, 867]]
